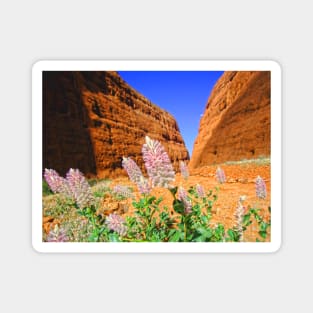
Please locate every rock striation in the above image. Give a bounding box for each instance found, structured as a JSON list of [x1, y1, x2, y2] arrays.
[[43, 71, 189, 178], [189, 71, 270, 169]]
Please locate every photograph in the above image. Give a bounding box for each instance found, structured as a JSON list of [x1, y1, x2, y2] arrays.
[[32, 60, 281, 252]]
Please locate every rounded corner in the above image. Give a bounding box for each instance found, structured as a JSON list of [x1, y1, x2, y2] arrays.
[[31, 60, 45, 73], [269, 239, 282, 253], [268, 59, 282, 74], [32, 240, 45, 254]]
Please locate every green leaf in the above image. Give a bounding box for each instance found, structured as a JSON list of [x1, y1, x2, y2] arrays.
[[193, 229, 212, 242], [197, 227, 207, 235], [88, 230, 99, 242], [243, 213, 251, 225], [205, 229, 213, 239], [169, 187, 178, 198], [255, 216, 262, 223], [227, 229, 236, 241], [260, 221, 269, 232], [216, 224, 225, 234], [194, 236, 205, 242], [201, 215, 209, 224], [211, 224, 225, 242], [193, 203, 201, 214], [77, 209, 84, 216], [147, 196, 156, 205], [132, 201, 140, 209], [259, 231, 267, 239], [173, 199, 185, 214], [108, 232, 121, 242], [207, 200, 213, 208], [155, 197, 163, 205], [168, 230, 182, 242], [188, 187, 196, 196]]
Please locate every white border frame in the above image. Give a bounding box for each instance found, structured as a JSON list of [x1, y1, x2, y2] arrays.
[[32, 60, 282, 253]]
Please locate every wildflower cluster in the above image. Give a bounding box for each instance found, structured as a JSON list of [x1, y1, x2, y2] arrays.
[[123, 136, 175, 192], [44, 168, 94, 209], [43, 136, 270, 243]]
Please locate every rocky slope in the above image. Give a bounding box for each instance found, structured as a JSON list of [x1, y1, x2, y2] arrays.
[[189, 71, 270, 169], [43, 71, 189, 178]]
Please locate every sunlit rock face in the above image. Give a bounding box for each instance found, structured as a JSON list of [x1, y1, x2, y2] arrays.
[[190, 71, 270, 169], [43, 71, 189, 178]]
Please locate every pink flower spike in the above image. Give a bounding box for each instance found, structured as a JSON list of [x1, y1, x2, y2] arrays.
[[142, 136, 175, 188], [234, 195, 246, 242], [66, 168, 94, 209], [122, 157, 143, 184], [180, 161, 189, 180], [196, 184, 205, 198], [177, 186, 192, 214], [44, 169, 67, 193], [137, 176, 152, 195], [255, 176, 267, 199], [216, 167, 226, 184], [105, 214, 127, 236], [122, 157, 152, 194], [46, 225, 68, 242], [113, 185, 133, 198]]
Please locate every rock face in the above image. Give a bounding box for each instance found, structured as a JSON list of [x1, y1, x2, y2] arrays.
[[189, 71, 270, 169], [43, 71, 189, 178]]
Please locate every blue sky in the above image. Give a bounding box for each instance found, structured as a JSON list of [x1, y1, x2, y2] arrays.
[[118, 71, 224, 156]]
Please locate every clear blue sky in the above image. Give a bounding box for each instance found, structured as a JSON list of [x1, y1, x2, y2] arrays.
[[118, 71, 224, 156]]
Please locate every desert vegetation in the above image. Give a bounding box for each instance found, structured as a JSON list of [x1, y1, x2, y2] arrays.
[[42, 137, 270, 243]]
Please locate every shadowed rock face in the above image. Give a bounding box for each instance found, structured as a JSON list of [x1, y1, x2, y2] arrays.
[[43, 71, 189, 178], [189, 71, 270, 169]]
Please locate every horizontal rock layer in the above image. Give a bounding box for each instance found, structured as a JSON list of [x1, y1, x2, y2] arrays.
[[189, 71, 270, 169], [43, 71, 189, 178]]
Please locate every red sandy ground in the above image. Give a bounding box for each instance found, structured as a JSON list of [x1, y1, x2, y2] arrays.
[[99, 163, 271, 242]]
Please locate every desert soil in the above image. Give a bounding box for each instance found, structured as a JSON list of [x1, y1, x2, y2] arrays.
[[96, 162, 271, 242]]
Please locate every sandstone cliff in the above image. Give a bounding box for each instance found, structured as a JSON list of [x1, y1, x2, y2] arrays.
[[43, 71, 189, 178], [189, 71, 270, 169]]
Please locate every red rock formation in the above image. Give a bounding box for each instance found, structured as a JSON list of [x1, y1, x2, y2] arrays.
[[43, 71, 189, 178], [43, 72, 97, 177], [189, 71, 270, 169]]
